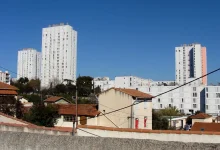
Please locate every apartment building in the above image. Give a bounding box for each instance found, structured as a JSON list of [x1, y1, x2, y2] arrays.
[[41, 23, 77, 88], [93, 77, 114, 91], [17, 48, 41, 80], [175, 43, 207, 85], [0, 71, 10, 84], [205, 86, 220, 115]]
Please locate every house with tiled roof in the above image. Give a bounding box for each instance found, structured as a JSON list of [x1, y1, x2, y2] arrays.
[[0, 81, 18, 96], [55, 104, 100, 128], [97, 88, 153, 129], [190, 113, 213, 125], [44, 96, 71, 105], [191, 122, 220, 132]]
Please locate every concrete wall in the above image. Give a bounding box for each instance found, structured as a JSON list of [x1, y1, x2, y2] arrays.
[[77, 127, 220, 144], [0, 131, 220, 150]]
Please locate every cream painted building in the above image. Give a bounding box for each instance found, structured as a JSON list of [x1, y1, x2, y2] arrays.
[[190, 113, 213, 125], [97, 88, 153, 129]]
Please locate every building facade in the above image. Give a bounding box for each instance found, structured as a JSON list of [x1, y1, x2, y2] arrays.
[[93, 77, 115, 91], [0, 71, 10, 84], [98, 88, 153, 129], [41, 23, 77, 88], [205, 86, 220, 116], [17, 48, 41, 80], [175, 43, 207, 85]]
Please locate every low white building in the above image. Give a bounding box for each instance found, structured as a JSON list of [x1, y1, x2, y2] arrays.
[[205, 86, 220, 116], [0, 71, 10, 84], [93, 77, 114, 91], [138, 85, 205, 115]]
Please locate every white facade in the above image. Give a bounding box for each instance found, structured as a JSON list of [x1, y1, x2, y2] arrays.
[[0, 71, 10, 84], [41, 23, 77, 88], [175, 43, 207, 86], [93, 77, 115, 91], [138, 86, 205, 114], [17, 48, 41, 80], [205, 86, 220, 115]]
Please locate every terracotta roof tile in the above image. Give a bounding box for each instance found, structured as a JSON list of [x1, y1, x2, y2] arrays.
[[101, 88, 153, 99], [191, 122, 220, 132], [58, 104, 100, 117], [0, 82, 18, 90], [44, 96, 69, 103], [0, 90, 17, 95], [190, 113, 212, 119]]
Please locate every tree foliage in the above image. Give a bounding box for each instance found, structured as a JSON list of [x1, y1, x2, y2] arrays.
[[77, 76, 93, 97], [0, 96, 17, 116], [23, 104, 58, 127], [159, 106, 181, 116], [152, 110, 169, 130]]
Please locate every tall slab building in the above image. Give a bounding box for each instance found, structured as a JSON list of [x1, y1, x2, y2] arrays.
[[41, 23, 77, 88], [175, 43, 207, 85], [17, 48, 41, 80]]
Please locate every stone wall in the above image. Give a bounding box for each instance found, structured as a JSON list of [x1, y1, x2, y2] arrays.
[[0, 131, 220, 150]]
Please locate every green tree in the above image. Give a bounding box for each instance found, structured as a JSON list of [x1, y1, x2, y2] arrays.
[[29, 79, 41, 93], [23, 104, 58, 127], [94, 86, 101, 94], [152, 110, 169, 130], [159, 106, 181, 116], [55, 84, 67, 94], [77, 76, 93, 97], [16, 101, 24, 119]]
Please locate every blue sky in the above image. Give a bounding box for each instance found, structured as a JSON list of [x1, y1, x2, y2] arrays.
[[0, 0, 219, 84]]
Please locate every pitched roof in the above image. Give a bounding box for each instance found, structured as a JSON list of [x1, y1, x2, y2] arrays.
[[191, 122, 220, 132], [57, 104, 100, 117], [0, 90, 17, 95], [190, 113, 212, 119], [44, 96, 69, 103], [115, 88, 153, 99], [0, 82, 18, 90]]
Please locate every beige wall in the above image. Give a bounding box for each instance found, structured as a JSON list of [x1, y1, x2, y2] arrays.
[[169, 118, 186, 129], [55, 99, 69, 104], [97, 89, 152, 129], [78, 128, 220, 143], [192, 117, 213, 125]]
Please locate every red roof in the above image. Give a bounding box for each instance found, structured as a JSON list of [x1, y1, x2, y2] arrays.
[[0, 82, 18, 90], [44, 96, 69, 103], [58, 104, 100, 117], [191, 122, 220, 132], [0, 90, 17, 95], [101, 88, 153, 99], [190, 113, 212, 119], [0, 82, 18, 95]]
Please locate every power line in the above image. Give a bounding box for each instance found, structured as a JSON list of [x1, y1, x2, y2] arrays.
[[100, 111, 119, 128], [77, 128, 101, 137], [76, 67, 220, 123]]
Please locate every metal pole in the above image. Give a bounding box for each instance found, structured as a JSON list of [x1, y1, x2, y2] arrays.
[[75, 82, 78, 133]]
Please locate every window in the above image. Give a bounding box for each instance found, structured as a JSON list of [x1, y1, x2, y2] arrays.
[[160, 104, 162, 108], [193, 98, 196, 103], [169, 104, 172, 107], [193, 87, 196, 91], [216, 93, 220, 98], [158, 98, 160, 103], [206, 93, 208, 98], [182, 98, 184, 103], [180, 104, 183, 108], [193, 104, 197, 108], [193, 93, 197, 97], [171, 98, 173, 103], [206, 87, 208, 92], [63, 115, 73, 122], [206, 105, 208, 110]]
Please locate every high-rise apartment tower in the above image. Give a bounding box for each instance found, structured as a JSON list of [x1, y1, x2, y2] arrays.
[[175, 43, 207, 85], [41, 23, 77, 88]]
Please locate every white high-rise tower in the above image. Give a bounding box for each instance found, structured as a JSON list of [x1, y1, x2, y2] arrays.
[[17, 48, 41, 80], [41, 23, 77, 88], [175, 43, 207, 85]]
